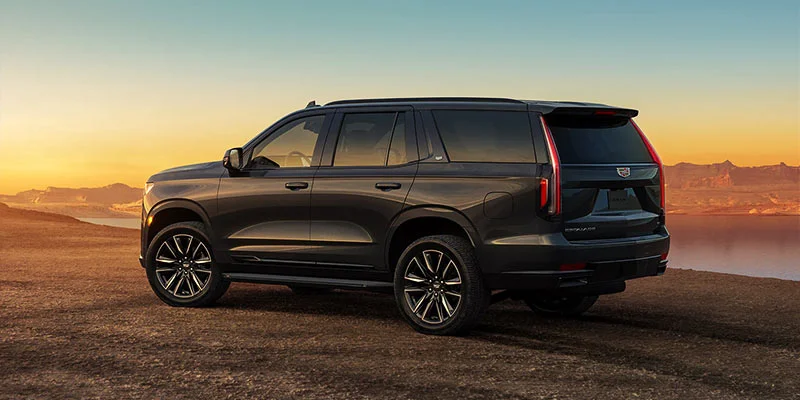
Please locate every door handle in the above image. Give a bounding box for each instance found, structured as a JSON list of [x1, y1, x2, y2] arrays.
[[285, 182, 309, 191], [375, 182, 401, 191]]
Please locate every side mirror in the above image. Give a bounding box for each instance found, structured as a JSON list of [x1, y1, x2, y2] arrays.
[[223, 148, 243, 171]]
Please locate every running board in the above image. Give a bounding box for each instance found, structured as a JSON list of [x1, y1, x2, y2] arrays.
[[223, 273, 394, 290]]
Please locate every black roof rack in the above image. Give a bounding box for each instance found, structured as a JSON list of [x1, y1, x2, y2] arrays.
[[325, 97, 526, 106]]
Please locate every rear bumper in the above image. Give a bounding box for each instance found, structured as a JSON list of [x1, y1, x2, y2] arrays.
[[480, 228, 669, 292], [485, 257, 667, 294]]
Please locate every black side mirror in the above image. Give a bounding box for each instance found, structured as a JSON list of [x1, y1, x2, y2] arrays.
[[223, 147, 243, 171]]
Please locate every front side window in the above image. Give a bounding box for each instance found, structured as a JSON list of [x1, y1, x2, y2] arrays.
[[433, 110, 535, 163], [334, 112, 403, 167], [249, 115, 324, 168]]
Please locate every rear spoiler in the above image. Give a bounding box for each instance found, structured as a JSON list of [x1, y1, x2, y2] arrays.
[[543, 107, 638, 118]]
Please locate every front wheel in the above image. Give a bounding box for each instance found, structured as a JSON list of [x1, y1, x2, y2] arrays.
[[524, 295, 598, 317], [394, 235, 489, 335], [145, 221, 229, 307]]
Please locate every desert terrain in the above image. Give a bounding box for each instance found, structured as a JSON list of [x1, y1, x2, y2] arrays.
[[1, 203, 799, 399]]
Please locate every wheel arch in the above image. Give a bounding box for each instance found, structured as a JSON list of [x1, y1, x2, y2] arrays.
[[146, 199, 212, 250], [384, 206, 480, 272]]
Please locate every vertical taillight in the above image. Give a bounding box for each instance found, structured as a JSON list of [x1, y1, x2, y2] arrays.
[[539, 116, 561, 215], [631, 119, 665, 212]]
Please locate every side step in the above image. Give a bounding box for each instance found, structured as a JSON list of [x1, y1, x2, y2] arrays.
[[223, 273, 394, 290]]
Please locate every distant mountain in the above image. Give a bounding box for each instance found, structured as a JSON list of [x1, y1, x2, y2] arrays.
[[0, 183, 143, 218], [664, 162, 799, 215], [665, 161, 799, 189], [0, 183, 143, 205]]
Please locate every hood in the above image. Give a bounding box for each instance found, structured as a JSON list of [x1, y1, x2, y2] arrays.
[[148, 161, 224, 182]]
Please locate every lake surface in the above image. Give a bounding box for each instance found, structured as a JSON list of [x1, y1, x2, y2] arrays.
[[76, 215, 800, 281], [78, 218, 141, 230], [667, 215, 800, 281]]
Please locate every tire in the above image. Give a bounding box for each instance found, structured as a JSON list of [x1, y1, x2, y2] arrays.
[[288, 286, 332, 295], [393, 235, 489, 335], [145, 221, 230, 307], [524, 295, 598, 317]]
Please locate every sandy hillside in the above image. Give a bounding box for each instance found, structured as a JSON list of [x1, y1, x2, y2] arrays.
[[0, 203, 799, 399]]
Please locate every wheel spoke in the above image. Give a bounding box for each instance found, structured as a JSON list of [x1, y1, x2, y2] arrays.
[[173, 276, 185, 296], [191, 240, 202, 260], [412, 292, 431, 314], [419, 294, 434, 319], [440, 294, 454, 317], [155, 268, 175, 273], [186, 276, 196, 296], [163, 242, 179, 258], [185, 236, 193, 256], [194, 259, 212, 264], [434, 298, 443, 322], [433, 252, 443, 275], [163, 272, 178, 291], [405, 275, 426, 284], [410, 256, 429, 279], [443, 290, 461, 298], [190, 271, 204, 289], [173, 237, 184, 256], [193, 268, 212, 274], [422, 251, 436, 276], [156, 256, 177, 264]]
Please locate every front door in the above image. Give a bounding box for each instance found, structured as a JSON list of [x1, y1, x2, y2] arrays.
[[310, 108, 418, 270], [214, 112, 331, 266]]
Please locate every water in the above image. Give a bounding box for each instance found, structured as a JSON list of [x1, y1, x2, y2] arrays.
[[78, 218, 140, 230], [668, 215, 800, 281], [75, 215, 800, 281]]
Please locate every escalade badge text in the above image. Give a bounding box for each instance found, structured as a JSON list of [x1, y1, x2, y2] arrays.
[[616, 167, 631, 178]]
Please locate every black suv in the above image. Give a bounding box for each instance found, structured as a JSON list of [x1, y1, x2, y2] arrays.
[[140, 97, 669, 335]]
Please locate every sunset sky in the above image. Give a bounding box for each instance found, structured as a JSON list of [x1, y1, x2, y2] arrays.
[[0, 0, 797, 193]]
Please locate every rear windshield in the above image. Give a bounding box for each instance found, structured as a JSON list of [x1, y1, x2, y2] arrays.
[[433, 110, 535, 163], [546, 116, 653, 164]]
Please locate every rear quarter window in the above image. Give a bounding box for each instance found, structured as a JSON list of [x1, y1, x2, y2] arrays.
[[432, 110, 535, 163], [546, 116, 653, 164]]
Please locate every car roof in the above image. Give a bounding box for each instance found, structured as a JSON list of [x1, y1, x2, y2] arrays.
[[318, 97, 637, 116]]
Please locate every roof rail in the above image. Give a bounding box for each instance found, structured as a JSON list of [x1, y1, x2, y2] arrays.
[[325, 97, 525, 106]]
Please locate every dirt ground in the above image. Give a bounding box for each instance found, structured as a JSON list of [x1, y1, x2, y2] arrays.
[[1, 204, 799, 399]]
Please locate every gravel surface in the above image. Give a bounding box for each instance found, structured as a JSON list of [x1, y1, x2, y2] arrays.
[[1, 204, 799, 399]]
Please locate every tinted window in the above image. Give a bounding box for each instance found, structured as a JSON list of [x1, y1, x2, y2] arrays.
[[546, 116, 652, 164], [432, 110, 535, 163], [334, 112, 398, 167], [250, 115, 324, 168]]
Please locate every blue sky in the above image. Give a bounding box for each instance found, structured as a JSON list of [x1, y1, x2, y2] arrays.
[[0, 0, 797, 191]]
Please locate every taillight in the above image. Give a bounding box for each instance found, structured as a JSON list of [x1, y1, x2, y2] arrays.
[[539, 116, 561, 215], [539, 178, 549, 209], [631, 119, 665, 212]]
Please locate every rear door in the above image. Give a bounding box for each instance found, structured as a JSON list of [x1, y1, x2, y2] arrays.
[[544, 113, 663, 240], [309, 107, 418, 270]]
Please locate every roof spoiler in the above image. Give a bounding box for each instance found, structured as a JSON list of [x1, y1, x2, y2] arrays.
[[545, 106, 638, 118]]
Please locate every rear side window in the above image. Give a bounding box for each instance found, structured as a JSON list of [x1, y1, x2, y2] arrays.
[[334, 112, 404, 167], [546, 116, 652, 164], [432, 110, 535, 163]]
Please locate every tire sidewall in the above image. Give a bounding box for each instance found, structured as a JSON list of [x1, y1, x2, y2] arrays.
[[145, 222, 223, 307], [393, 236, 482, 334]]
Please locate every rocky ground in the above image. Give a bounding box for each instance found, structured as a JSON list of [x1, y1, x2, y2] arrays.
[[1, 203, 798, 399]]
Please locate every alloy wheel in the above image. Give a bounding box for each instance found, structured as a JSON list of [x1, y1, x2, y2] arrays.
[[403, 249, 462, 324], [154, 234, 213, 299]]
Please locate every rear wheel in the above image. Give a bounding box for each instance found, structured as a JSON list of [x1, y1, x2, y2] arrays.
[[145, 221, 229, 307], [394, 235, 489, 335], [524, 295, 598, 317]]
